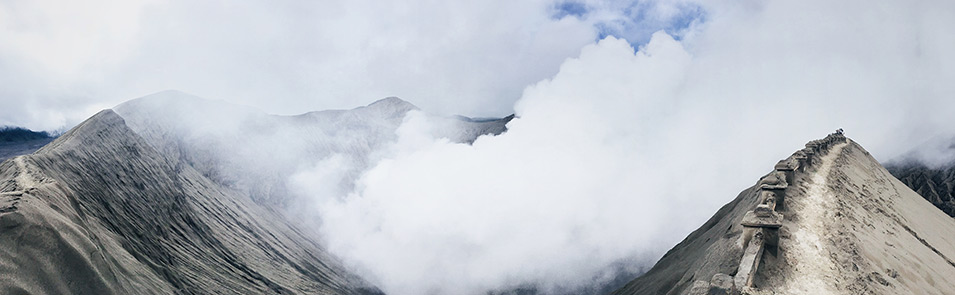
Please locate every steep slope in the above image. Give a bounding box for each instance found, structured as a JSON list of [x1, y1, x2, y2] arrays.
[[613, 133, 955, 295], [0, 110, 378, 294], [881, 137, 955, 218], [113, 90, 512, 207]]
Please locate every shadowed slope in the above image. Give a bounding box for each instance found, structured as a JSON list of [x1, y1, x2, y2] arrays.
[[0, 110, 379, 294], [610, 181, 756, 295]]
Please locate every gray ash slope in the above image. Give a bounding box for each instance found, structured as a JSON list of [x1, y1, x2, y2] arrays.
[[0, 91, 513, 295], [0, 110, 380, 294], [613, 134, 955, 295]]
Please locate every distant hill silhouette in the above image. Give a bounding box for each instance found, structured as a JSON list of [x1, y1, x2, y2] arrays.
[[0, 127, 55, 161], [0, 126, 51, 142]]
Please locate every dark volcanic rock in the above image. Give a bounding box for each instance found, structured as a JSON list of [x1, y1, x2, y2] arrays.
[[0, 126, 51, 142], [886, 163, 955, 217], [0, 110, 379, 294], [0, 127, 54, 161]]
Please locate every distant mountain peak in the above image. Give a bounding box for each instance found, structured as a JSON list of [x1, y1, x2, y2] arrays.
[[127, 89, 205, 103], [368, 96, 406, 105], [117, 90, 232, 109], [150, 89, 192, 96], [0, 126, 52, 143], [367, 96, 418, 109], [356, 96, 420, 120]]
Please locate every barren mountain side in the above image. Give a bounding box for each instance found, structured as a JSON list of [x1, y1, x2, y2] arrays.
[[614, 134, 955, 295], [0, 110, 379, 294]]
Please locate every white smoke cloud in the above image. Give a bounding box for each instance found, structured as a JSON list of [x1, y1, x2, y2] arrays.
[[0, 0, 707, 131], [6, 0, 955, 294], [308, 34, 697, 295], [291, 0, 955, 294]]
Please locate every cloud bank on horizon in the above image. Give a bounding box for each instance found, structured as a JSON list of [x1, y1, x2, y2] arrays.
[[284, 0, 955, 294], [0, 0, 698, 130]]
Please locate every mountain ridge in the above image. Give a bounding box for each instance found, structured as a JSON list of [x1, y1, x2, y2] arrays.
[[9, 91, 954, 294], [0, 127, 55, 162], [613, 133, 955, 295], [0, 110, 380, 294]]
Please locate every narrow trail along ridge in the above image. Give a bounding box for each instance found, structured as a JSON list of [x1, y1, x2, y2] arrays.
[[782, 142, 846, 294], [606, 129, 955, 295]]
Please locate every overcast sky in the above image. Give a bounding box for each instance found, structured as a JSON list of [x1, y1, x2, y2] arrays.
[[0, 0, 701, 131], [5, 1, 955, 294]]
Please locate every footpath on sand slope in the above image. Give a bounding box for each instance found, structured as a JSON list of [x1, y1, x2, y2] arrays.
[[621, 132, 955, 295], [677, 132, 851, 295], [781, 142, 845, 294]]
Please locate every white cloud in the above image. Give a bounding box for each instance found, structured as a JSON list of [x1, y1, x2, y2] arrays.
[[0, 0, 155, 130], [312, 34, 697, 295], [0, 0, 711, 131], [0, 0, 620, 130], [0, 0, 153, 76], [295, 0, 955, 294]]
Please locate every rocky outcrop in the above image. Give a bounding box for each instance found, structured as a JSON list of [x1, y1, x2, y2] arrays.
[[878, 136, 955, 218], [886, 163, 955, 217], [613, 131, 955, 294], [0, 110, 379, 294]]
